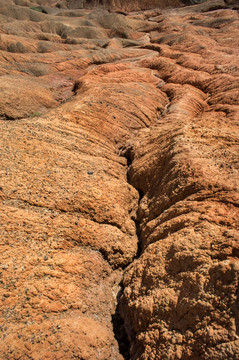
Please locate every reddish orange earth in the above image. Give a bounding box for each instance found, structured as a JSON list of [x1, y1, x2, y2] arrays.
[[0, 0, 239, 359]]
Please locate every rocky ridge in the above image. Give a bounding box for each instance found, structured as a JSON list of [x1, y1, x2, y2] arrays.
[[0, 0, 238, 359]]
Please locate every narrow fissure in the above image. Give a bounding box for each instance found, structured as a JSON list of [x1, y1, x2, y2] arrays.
[[124, 145, 144, 260], [135, 218, 143, 259], [134, 187, 144, 259], [112, 143, 145, 359], [112, 284, 130, 360]]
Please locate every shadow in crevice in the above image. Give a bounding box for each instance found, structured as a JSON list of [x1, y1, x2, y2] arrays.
[[235, 281, 239, 336], [112, 287, 130, 360], [182, 0, 207, 4], [134, 188, 144, 259], [113, 143, 144, 359]]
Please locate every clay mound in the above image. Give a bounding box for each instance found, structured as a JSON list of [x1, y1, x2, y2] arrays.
[[0, 75, 57, 119], [0, 0, 157, 118], [39, 0, 184, 11], [121, 102, 239, 359]]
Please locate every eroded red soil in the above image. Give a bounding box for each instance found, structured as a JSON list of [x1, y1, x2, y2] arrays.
[[0, 0, 238, 359]]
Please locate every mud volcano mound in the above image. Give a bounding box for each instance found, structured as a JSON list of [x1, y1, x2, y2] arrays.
[[0, 0, 238, 359]]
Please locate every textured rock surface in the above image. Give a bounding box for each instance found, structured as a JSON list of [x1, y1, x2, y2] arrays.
[[0, 63, 166, 359], [0, 0, 238, 359], [120, 3, 239, 359]]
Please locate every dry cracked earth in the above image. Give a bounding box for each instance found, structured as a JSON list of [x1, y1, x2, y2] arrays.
[[0, 0, 239, 359]]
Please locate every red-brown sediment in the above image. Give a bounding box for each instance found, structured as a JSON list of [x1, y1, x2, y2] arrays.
[[0, 0, 238, 359]]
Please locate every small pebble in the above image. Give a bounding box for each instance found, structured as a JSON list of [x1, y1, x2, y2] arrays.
[[87, 170, 94, 175]]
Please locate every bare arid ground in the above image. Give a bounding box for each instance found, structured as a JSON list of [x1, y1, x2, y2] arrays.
[[0, 0, 238, 359]]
